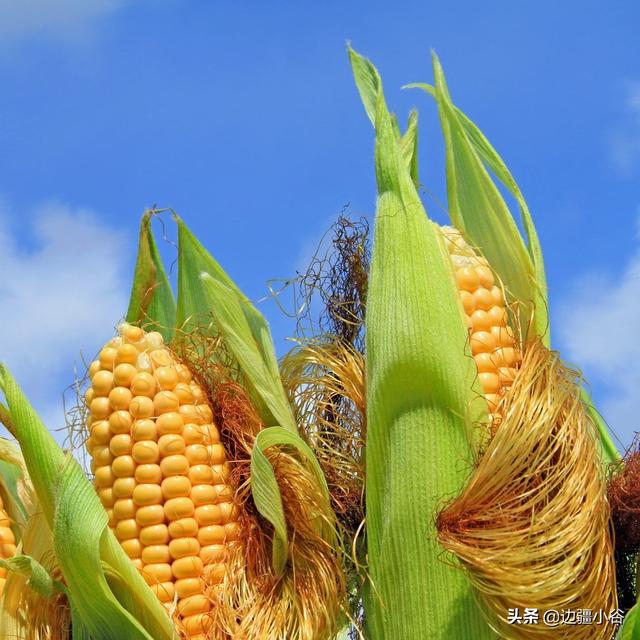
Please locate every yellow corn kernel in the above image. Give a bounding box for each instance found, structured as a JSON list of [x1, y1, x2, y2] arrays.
[[132, 440, 160, 464], [443, 226, 522, 427], [142, 545, 171, 564], [169, 518, 199, 539], [0, 495, 15, 595], [140, 524, 170, 546], [172, 556, 204, 579], [85, 323, 240, 629], [169, 537, 200, 560]]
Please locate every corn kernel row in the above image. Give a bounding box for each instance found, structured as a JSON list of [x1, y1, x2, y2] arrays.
[[85, 324, 240, 638], [0, 494, 16, 595], [443, 227, 521, 423]]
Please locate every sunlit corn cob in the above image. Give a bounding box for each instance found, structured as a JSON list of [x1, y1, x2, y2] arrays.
[[0, 494, 16, 595], [84, 323, 240, 638], [443, 227, 521, 423]]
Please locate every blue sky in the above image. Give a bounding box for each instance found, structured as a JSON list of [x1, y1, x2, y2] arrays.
[[0, 1, 639, 450]]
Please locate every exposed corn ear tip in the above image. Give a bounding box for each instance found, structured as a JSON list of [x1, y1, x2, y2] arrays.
[[84, 322, 241, 638], [434, 222, 523, 430], [167, 326, 347, 639], [0, 493, 16, 595]]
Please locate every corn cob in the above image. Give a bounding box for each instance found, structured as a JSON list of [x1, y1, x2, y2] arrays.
[[84, 323, 239, 638], [0, 494, 16, 595], [442, 226, 521, 424]]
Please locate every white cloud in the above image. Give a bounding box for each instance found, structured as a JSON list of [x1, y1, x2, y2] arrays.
[[608, 81, 640, 177], [557, 213, 640, 447], [0, 0, 132, 42], [0, 202, 130, 443]]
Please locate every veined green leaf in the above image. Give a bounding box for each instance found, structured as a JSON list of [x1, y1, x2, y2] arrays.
[[413, 54, 546, 342], [351, 53, 420, 188], [126, 211, 176, 343], [405, 80, 620, 464], [250, 426, 334, 575], [445, 100, 548, 321], [405, 81, 548, 327], [71, 603, 93, 640], [174, 216, 293, 429], [0, 438, 28, 529], [0, 554, 63, 598], [581, 388, 621, 464], [349, 47, 493, 639], [0, 365, 175, 640], [400, 110, 419, 187], [617, 604, 640, 639], [175, 219, 282, 383], [198, 273, 297, 432]]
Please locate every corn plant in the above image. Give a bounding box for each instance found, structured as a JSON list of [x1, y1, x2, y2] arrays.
[[0, 46, 632, 640]]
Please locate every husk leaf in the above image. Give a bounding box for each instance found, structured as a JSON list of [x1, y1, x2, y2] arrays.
[[349, 46, 494, 639], [406, 68, 620, 466], [175, 217, 282, 385], [0, 554, 63, 598], [0, 364, 175, 640], [418, 54, 546, 343], [125, 210, 176, 342], [0, 437, 30, 532], [198, 272, 297, 432], [251, 425, 335, 576]]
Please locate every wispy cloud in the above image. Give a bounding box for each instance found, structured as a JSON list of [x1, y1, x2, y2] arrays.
[[557, 212, 640, 447], [608, 81, 640, 177], [0, 202, 130, 441], [0, 0, 132, 42]]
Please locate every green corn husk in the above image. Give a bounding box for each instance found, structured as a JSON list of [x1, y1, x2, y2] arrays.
[[125, 210, 176, 343], [400, 54, 619, 638], [407, 59, 619, 468], [349, 47, 494, 639], [118, 212, 346, 638], [0, 436, 31, 532], [407, 62, 547, 346], [618, 604, 640, 639], [0, 369, 175, 640], [0, 439, 69, 640]]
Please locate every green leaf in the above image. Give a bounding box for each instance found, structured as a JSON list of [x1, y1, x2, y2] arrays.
[[71, 602, 93, 640], [126, 211, 176, 343], [0, 365, 175, 640], [197, 273, 297, 432], [400, 110, 419, 187], [617, 603, 640, 639], [351, 52, 420, 187], [175, 218, 282, 383], [174, 217, 295, 430], [581, 388, 621, 464], [250, 426, 333, 575], [405, 81, 548, 325], [349, 47, 493, 639], [0, 554, 64, 598], [0, 439, 28, 528], [412, 54, 547, 342]]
